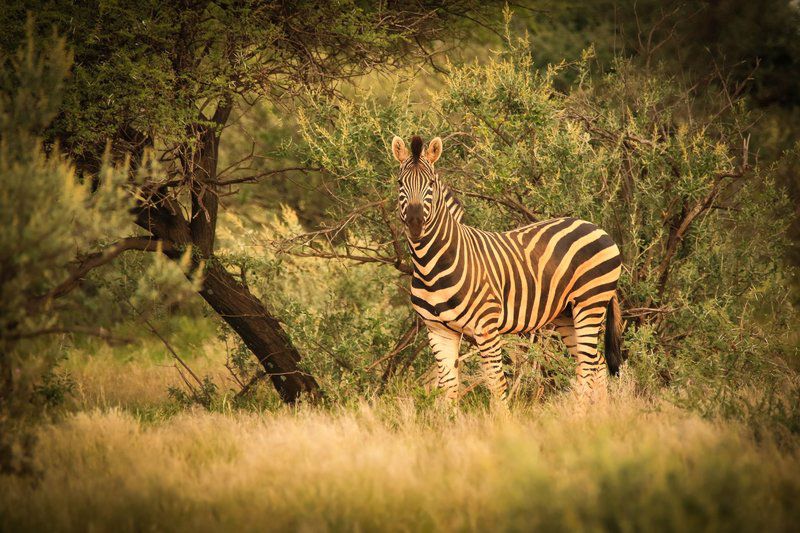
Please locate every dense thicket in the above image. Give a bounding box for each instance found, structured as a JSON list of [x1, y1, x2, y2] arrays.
[[520, 0, 800, 275], [279, 27, 797, 425], [0, 0, 491, 407]]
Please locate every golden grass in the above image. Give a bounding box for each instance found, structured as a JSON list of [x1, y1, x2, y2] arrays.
[[63, 335, 234, 411], [2, 381, 798, 532]]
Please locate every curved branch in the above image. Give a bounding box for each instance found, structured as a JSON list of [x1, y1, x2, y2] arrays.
[[452, 187, 541, 222], [40, 237, 172, 303]]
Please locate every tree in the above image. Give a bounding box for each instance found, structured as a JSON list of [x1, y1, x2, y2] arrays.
[[0, 0, 490, 403], [0, 22, 212, 426]]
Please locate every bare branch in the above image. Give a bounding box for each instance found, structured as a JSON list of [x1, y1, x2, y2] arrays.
[[284, 249, 414, 274], [622, 306, 675, 319], [451, 187, 542, 222], [214, 166, 321, 187], [8, 326, 136, 345], [39, 237, 171, 304], [367, 317, 422, 372], [134, 306, 204, 389]]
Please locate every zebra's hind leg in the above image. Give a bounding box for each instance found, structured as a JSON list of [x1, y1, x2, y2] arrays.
[[475, 330, 509, 407], [426, 324, 462, 405], [551, 313, 578, 359], [571, 303, 610, 403]]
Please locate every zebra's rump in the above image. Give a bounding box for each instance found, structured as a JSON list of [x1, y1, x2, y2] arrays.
[[505, 217, 622, 333]]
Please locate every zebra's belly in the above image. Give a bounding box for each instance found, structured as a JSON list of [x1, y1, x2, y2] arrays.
[[500, 300, 569, 335], [410, 295, 472, 329], [410, 282, 484, 333], [409, 288, 518, 337]]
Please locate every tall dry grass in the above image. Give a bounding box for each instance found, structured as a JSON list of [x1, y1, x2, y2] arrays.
[[61, 321, 235, 412], [1, 381, 798, 532]]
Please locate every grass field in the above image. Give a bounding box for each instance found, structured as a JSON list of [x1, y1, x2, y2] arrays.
[[1, 333, 799, 533]]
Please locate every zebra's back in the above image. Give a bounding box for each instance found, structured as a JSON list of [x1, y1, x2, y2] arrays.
[[417, 216, 622, 336]]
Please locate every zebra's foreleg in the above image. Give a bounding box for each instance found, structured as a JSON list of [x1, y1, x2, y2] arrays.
[[571, 304, 609, 402], [426, 324, 462, 404], [475, 332, 509, 407]]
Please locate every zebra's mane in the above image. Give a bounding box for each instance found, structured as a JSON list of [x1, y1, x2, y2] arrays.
[[441, 183, 465, 223], [410, 135, 424, 162]]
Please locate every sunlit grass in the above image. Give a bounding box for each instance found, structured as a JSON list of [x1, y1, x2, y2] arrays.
[[2, 380, 798, 532], [6, 308, 799, 532], [61, 316, 232, 412]]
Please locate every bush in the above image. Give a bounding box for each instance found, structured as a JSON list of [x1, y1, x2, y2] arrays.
[[0, 25, 204, 475]]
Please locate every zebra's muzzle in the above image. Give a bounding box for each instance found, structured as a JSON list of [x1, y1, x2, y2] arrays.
[[406, 203, 424, 240]]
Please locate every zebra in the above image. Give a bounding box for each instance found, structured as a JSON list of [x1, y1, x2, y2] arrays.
[[391, 134, 624, 405]]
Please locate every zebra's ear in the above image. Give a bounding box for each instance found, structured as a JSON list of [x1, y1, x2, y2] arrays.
[[426, 137, 443, 164], [391, 136, 408, 162]]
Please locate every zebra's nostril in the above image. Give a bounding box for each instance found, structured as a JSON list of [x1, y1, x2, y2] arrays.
[[407, 219, 422, 239]]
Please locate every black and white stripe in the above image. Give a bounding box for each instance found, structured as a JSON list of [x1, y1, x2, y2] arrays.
[[391, 135, 623, 404]]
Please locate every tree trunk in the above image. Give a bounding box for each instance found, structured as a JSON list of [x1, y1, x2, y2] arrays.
[[200, 261, 320, 402], [134, 103, 321, 403], [135, 195, 320, 403]]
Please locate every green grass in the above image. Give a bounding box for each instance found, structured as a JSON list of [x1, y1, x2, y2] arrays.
[[1, 383, 798, 532]]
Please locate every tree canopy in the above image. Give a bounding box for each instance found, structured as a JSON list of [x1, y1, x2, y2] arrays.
[[0, 0, 495, 409]]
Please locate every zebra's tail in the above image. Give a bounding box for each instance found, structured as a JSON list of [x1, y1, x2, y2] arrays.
[[604, 295, 624, 376]]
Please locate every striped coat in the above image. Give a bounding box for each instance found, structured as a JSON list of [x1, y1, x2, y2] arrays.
[[392, 135, 623, 404]]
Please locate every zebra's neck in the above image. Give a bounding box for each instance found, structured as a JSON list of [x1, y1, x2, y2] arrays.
[[441, 184, 464, 223]]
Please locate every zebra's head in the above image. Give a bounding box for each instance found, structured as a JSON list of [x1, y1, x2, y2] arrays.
[[391, 135, 443, 241]]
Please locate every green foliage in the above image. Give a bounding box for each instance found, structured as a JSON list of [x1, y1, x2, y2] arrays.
[[0, 25, 134, 415], [34, 365, 76, 408], [0, 24, 203, 425], [292, 27, 799, 428], [517, 0, 800, 294]]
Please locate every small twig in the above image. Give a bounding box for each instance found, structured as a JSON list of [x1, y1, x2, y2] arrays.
[[235, 370, 268, 399], [622, 306, 674, 318], [224, 358, 246, 389], [142, 315, 204, 388], [307, 337, 353, 371], [9, 326, 136, 345], [126, 301, 204, 389], [174, 363, 202, 403]]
